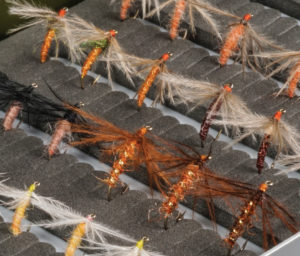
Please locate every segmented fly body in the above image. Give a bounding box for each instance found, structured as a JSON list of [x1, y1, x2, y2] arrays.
[[136, 53, 171, 107], [80, 29, 117, 87], [220, 13, 281, 71], [1, 82, 38, 131], [68, 107, 171, 200], [40, 7, 68, 63], [219, 14, 252, 66], [257, 50, 300, 98], [120, 0, 132, 20], [256, 110, 285, 173], [224, 181, 298, 251], [225, 182, 272, 250], [169, 0, 186, 39], [65, 214, 95, 256], [100, 126, 151, 195], [213, 109, 300, 173], [11, 182, 40, 236], [256, 134, 271, 173], [146, 0, 237, 40], [44, 82, 85, 158], [6, 1, 69, 63], [200, 84, 233, 145], [287, 61, 300, 98], [54, 14, 137, 88], [3, 101, 23, 131], [48, 119, 72, 157]]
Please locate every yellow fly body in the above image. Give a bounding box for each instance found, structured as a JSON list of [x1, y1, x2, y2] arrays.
[[11, 182, 39, 236]]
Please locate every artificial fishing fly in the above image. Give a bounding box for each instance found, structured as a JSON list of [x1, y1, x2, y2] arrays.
[[6, 0, 68, 63], [0, 81, 38, 131], [0, 179, 39, 236], [80, 29, 117, 89], [67, 107, 171, 200], [219, 13, 282, 71], [55, 14, 137, 88], [0, 178, 135, 244], [256, 50, 300, 98], [37, 79, 86, 158], [156, 74, 251, 145], [65, 214, 96, 256], [117, 0, 160, 20], [213, 109, 300, 173], [11, 182, 39, 236], [224, 181, 298, 253], [146, 0, 237, 40], [84, 236, 165, 256], [135, 52, 173, 107]]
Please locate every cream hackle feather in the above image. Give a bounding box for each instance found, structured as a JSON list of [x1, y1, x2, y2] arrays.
[[79, 237, 165, 256], [6, 0, 67, 33], [56, 13, 137, 85], [131, 56, 190, 105], [255, 50, 300, 96], [111, 0, 161, 19], [223, 15, 283, 72], [159, 73, 252, 134], [0, 177, 135, 244], [276, 155, 300, 174], [213, 111, 300, 157], [146, 0, 238, 39]]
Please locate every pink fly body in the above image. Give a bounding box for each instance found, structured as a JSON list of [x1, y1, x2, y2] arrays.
[[3, 101, 23, 131]]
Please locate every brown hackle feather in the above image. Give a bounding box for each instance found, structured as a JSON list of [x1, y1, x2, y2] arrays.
[[66, 106, 172, 194]]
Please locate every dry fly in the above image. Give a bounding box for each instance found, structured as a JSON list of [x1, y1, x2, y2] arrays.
[[0, 178, 135, 246], [55, 14, 137, 88], [6, 0, 69, 63], [219, 13, 282, 71], [158, 74, 251, 145], [213, 109, 300, 173], [146, 0, 237, 40], [134, 52, 185, 107], [113, 0, 160, 20], [67, 107, 171, 200], [81, 236, 165, 256], [256, 50, 300, 98], [224, 181, 298, 254], [5, 181, 39, 236]]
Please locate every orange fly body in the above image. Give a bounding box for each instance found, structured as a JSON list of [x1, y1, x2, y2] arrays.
[[219, 13, 252, 66], [169, 0, 186, 40], [81, 47, 103, 80], [137, 53, 171, 107], [287, 61, 300, 98], [11, 182, 39, 236], [3, 101, 23, 131], [65, 214, 95, 256], [102, 127, 149, 188], [48, 120, 72, 157], [224, 182, 272, 250], [80, 30, 117, 88], [40, 8, 68, 63], [120, 0, 132, 20], [160, 164, 200, 218]]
